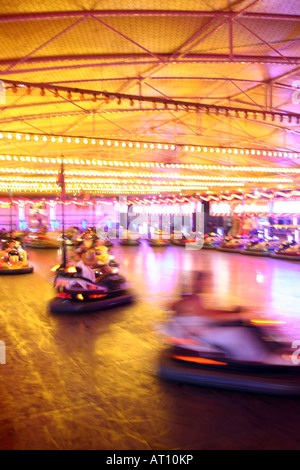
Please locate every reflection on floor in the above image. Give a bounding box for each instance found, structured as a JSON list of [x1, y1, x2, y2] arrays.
[[0, 241, 300, 450]]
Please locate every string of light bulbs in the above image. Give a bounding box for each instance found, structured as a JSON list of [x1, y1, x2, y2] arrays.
[[0, 130, 299, 159], [0, 154, 299, 174]]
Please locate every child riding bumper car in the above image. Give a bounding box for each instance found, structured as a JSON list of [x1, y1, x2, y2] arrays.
[[49, 249, 133, 314], [0, 240, 33, 274]]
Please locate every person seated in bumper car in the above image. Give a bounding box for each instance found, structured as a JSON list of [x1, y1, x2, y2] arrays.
[[94, 240, 110, 263], [75, 249, 114, 284], [171, 271, 241, 319], [76, 232, 95, 255], [0, 239, 28, 268]]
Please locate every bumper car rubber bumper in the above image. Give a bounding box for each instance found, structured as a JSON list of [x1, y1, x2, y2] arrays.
[[217, 246, 245, 253], [0, 265, 34, 275], [120, 239, 141, 246], [158, 349, 300, 396], [49, 288, 134, 314], [240, 249, 271, 257], [270, 253, 300, 261]]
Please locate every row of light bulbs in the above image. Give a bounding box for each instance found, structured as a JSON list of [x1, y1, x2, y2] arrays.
[[0, 131, 299, 159], [0, 177, 246, 188], [1, 154, 299, 174], [0, 169, 292, 184]]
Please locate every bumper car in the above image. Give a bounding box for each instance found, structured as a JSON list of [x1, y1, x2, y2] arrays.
[[202, 232, 222, 250], [0, 246, 33, 275], [49, 261, 134, 314], [270, 240, 300, 261], [148, 230, 171, 247], [156, 313, 300, 395], [241, 237, 279, 257], [120, 230, 141, 246], [217, 236, 249, 253], [24, 232, 61, 249], [171, 232, 202, 247], [96, 236, 113, 248]]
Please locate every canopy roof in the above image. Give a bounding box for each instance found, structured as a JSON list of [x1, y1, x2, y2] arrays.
[[0, 0, 300, 199]]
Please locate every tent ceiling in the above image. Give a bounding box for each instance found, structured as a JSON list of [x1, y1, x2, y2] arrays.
[[0, 0, 300, 197]]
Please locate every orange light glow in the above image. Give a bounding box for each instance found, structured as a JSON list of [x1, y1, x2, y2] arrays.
[[250, 319, 286, 325], [165, 336, 200, 346], [66, 266, 77, 273], [173, 355, 228, 366], [51, 264, 61, 272]]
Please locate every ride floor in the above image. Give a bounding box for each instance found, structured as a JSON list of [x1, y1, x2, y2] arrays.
[[1, 241, 300, 450]]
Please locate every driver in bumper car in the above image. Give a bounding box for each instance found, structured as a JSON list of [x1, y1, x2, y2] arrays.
[[172, 271, 241, 320], [1, 239, 28, 267]]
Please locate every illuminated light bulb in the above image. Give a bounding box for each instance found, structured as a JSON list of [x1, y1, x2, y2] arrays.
[[7, 133, 12, 139], [203, 147, 207, 152], [185, 146, 189, 151], [257, 151, 261, 155], [16, 133, 21, 140], [129, 142, 133, 147], [234, 149, 238, 154], [91, 139, 96, 145], [107, 141, 111, 146], [210, 148, 214, 153], [67, 137, 71, 143], [51, 136, 56, 142], [43, 136, 48, 142], [84, 139, 88, 144], [68, 159, 74, 164], [6, 155, 11, 160], [58, 137, 63, 143], [144, 143, 148, 149], [245, 150, 249, 154], [136, 143, 140, 148], [115, 141, 119, 147], [157, 144, 162, 149], [228, 149, 232, 154], [75, 138, 80, 144]]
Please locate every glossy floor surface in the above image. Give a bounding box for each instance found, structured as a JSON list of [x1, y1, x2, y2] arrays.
[[1, 242, 300, 450]]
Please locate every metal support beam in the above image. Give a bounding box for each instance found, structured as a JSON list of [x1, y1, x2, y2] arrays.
[[0, 10, 298, 23]]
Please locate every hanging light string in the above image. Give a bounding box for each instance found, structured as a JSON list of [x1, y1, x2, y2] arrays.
[[2, 78, 300, 124], [0, 153, 299, 174], [0, 130, 300, 159]]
